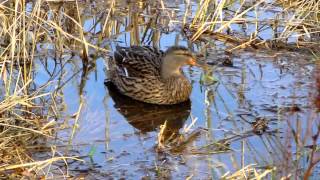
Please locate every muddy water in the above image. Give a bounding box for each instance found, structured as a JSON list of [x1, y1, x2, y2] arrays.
[[27, 0, 320, 179]]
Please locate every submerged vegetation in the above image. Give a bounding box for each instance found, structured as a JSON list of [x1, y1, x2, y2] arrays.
[[0, 0, 319, 179]]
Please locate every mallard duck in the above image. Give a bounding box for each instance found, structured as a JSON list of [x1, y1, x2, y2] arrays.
[[106, 46, 200, 105]]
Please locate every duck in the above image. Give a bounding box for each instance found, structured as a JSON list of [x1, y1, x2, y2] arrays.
[[106, 45, 200, 105]]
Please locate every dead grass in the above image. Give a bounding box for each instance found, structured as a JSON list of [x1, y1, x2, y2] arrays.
[[186, 0, 320, 52], [0, 0, 91, 177], [221, 164, 274, 180]]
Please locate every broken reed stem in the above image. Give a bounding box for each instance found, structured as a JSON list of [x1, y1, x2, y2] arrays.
[[157, 120, 168, 149], [68, 102, 83, 144], [0, 156, 83, 171], [221, 164, 274, 180]]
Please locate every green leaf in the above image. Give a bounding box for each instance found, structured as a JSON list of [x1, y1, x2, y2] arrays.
[[88, 145, 97, 158]]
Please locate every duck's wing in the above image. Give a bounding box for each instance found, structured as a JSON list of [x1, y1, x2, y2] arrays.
[[113, 46, 164, 78]]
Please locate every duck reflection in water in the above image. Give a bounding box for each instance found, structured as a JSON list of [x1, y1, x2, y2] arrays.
[[105, 81, 191, 142]]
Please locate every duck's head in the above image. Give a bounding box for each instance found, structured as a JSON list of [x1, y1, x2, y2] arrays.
[[163, 46, 198, 67], [161, 46, 202, 79]]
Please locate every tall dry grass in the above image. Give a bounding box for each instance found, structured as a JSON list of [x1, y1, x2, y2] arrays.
[[0, 0, 88, 178]]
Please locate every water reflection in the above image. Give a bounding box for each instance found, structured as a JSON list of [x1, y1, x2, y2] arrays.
[[105, 81, 190, 138]]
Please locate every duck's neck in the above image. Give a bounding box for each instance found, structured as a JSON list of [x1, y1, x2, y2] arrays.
[[160, 56, 182, 80]]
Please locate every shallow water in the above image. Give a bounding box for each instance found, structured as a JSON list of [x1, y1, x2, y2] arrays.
[[36, 46, 318, 178], [50, 49, 317, 179], [9, 0, 320, 179]]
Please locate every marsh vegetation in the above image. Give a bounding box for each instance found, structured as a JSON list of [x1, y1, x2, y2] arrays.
[[0, 0, 319, 179]]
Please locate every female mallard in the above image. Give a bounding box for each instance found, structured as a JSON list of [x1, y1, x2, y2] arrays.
[[107, 46, 199, 105]]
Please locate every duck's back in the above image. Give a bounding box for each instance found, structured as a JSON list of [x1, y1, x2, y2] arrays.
[[108, 46, 166, 104], [113, 46, 163, 77]]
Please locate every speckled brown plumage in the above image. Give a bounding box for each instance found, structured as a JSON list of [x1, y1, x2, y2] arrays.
[[107, 46, 198, 105]]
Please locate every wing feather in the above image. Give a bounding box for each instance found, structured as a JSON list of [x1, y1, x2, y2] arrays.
[[113, 46, 163, 77]]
